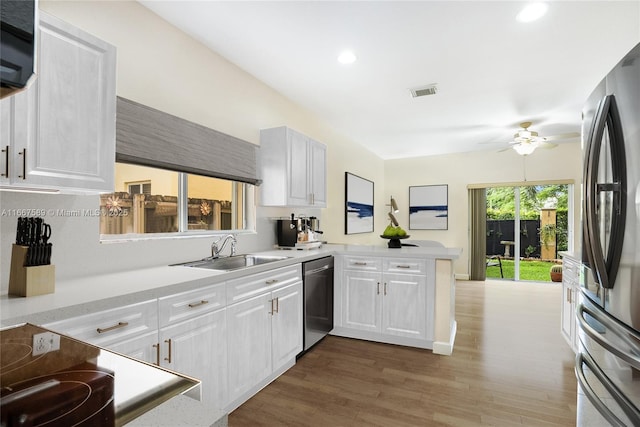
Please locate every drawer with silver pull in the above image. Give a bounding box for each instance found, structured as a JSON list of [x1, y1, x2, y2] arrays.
[[226, 264, 302, 304], [44, 299, 158, 347], [384, 258, 426, 274], [342, 256, 382, 271], [158, 282, 226, 327]]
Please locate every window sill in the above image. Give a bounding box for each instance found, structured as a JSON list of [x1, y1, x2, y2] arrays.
[[99, 229, 256, 244]]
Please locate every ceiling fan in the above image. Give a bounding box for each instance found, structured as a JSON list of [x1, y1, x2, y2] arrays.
[[502, 121, 579, 156]]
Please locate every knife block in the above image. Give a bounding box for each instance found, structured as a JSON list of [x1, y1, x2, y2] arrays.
[[8, 244, 55, 297]]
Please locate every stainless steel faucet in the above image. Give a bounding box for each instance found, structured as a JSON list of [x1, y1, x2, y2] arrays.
[[211, 234, 237, 258]]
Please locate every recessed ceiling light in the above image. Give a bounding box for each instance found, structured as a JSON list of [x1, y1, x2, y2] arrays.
[[338, 50, 357, 65], [516, 2, 548, 23]]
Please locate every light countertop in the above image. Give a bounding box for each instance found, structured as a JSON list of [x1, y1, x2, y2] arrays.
[[1, 243, 461, 327]]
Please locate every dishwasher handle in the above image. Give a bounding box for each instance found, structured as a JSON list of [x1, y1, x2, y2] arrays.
[[305, 264, 332, 276]]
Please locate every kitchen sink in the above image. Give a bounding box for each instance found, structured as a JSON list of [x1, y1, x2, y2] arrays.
[[173, 254, 290, 271]]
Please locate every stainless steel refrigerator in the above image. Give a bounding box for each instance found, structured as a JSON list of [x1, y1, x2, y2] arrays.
[[576, 41, 640, 426]]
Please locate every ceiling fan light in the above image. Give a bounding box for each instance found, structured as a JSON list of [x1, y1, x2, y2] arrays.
[[513, 143, 537, 156]]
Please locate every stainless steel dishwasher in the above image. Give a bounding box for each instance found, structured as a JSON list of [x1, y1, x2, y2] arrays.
[[300, 256, 334, 355]]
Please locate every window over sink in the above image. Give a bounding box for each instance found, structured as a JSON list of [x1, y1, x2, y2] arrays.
[[100, 163, 253, 240]]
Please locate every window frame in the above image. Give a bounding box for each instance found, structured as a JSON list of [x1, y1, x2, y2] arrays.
[[100, 169, 256, 243]]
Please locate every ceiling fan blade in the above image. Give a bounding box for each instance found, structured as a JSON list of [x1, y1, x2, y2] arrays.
[[542, 131, 580, 141], [538, 141, 558, 149]]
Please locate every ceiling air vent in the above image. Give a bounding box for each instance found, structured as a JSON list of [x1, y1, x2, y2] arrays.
[[410, 84, 438, 98]]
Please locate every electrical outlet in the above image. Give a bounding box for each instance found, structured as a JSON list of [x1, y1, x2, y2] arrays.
[[32, 332, 61, 356]]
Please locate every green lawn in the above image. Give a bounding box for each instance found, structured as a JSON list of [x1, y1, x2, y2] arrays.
[[486, 259, 560, 282]]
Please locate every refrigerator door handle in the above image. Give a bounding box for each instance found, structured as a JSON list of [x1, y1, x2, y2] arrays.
[[577, 299, 640, 370], [583, 94, 627, 289], [576, 350, 640, 426]]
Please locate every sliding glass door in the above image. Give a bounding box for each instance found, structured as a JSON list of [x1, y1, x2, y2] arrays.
[[484, 183, 572, 281]]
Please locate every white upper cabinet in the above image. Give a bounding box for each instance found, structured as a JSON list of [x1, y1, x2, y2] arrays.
[[259, 126, 327, 207], [0, 12, 116, 192]]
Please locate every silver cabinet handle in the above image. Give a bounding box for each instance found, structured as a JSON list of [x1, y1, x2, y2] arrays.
[[164, 338, 172, 363], [396, 265, 411, 269], [566, 288, 571, 303], [265, 279, 279, 285], [97, 321, 129, 334], [384, 282, 387, 296], [354, 262, 368, 266], [188, 299, 209, 308], [1, 146, 8, 177], [269, 299, 274, 315], [274, 297, 279, 313], [18, 148, 26, 179], [377, 282, 380, 295]]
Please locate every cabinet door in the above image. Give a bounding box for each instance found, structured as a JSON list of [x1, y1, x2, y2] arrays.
[[227, 293, 272, 403], [16, 12, 116, 191], [561, 279, 573, 346], [309, 139, 326, 207], [272, 282, 302, 371], [382, 273, 426, 339], [108, 330, 158, 365], [343, 270, 381, 332], [287, 130, 310, 205], [0, 90, 30, 185], [159, 309, 227, 408]]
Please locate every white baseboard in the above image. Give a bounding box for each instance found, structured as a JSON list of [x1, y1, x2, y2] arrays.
[[432, 320, 457, 356]]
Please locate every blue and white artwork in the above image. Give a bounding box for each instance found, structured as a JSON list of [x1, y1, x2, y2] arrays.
[[409, 185, 448, 230], [345, 172, 374, 234]]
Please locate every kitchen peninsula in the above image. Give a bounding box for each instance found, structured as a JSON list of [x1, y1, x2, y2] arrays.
[[1, 244, 460, 352], [0, 243, 460, 424]]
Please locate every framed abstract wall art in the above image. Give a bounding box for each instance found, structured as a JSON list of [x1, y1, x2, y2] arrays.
[[409, 184, 448, 230], [345, 172, 374, 234]]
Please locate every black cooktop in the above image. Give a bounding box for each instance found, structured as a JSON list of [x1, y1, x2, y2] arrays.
[[1, 324, 200, 426]]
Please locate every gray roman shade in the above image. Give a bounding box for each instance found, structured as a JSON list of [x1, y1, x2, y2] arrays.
[[116, 97, 261, 185]]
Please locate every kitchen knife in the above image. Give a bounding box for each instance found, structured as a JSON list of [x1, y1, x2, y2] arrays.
[[15, 217, 22, 245], [42, 222, 51, 265], [35, 218, 43, 265]]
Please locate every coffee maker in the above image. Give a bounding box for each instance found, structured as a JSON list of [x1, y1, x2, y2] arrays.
[[276, 215, 298, 247], [276, 214, 323, 247]]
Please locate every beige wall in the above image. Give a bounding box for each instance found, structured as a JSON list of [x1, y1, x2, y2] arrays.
[[0, 0, 386, 290], [0, 0, 585, 291], [385, 142, 583, 277]]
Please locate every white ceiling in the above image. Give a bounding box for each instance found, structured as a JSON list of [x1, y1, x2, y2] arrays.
[[139, 1, 640, 160]]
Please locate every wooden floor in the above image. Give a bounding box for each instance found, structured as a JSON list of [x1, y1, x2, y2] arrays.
[[229, 280, 577, 426]]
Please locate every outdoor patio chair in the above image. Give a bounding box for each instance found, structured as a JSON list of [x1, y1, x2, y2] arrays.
[[486, 255, 503, 278]]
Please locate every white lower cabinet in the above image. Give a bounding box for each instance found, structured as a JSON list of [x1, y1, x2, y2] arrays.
[[560, 254, 580, 353], [227, 293, 272, 403], [159, 309, 227, 407], [271, 282, 303, 371], [45, 283, 229, 409], [226, 265, 303, 410], [43, 264, 303, 414], [343, 270, 381, 332], [381, 272, 426, 338], [343, 269, 426, 338], [335, 255, 433, 347], [108, 330, 159, 363], [43, 299, 158, 356]]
